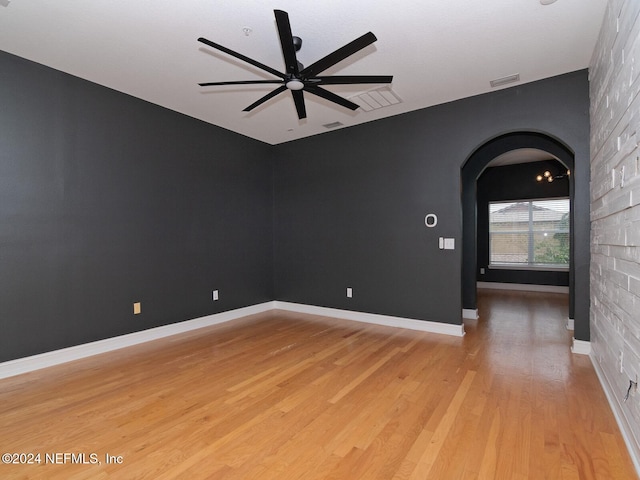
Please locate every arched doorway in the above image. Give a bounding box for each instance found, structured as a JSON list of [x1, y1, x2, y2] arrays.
[[461, 132, 576, 324]]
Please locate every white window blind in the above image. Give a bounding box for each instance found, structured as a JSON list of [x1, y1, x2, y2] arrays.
[[489, 198, 570, 268]]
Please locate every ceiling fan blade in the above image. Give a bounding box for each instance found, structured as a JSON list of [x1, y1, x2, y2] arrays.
[[243, 85, 288, 112], [291, 90, 307, 119], [305, 85, 359, 111], [199, 80, 284, 86], [311, 75, 393, 85], [198, 37, 285, 79], [300, 32, 377, 78], [274, 10, 299, 75]]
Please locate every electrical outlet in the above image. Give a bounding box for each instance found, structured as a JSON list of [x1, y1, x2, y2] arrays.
[[212, 289, 219, 301], [133, 302, 141, 315], [480, 268, 485, 275], [346, 287, 353, 298]]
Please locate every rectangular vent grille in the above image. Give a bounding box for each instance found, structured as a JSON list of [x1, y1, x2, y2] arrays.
[[490, 74, 520, 88], [322, 121, 344, 129], [349, 86, 402, 112]]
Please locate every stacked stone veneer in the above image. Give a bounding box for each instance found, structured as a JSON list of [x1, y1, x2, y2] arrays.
[[590, 0, 640, 464]]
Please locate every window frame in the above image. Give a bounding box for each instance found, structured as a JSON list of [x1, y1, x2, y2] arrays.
[[488, 197, 570, 271]]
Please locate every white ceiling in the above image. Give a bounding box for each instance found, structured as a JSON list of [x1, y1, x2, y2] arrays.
[[488, 148, 556, 167], [0, 0, 606, 145]]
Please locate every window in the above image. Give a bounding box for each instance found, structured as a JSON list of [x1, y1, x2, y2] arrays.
[[489, 198, 570, 268]]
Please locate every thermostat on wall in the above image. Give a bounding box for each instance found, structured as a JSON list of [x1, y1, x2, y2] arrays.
[[425, 214, 438, 227]]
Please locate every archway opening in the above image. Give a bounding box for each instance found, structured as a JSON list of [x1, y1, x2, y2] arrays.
[[461, 132, 575, 321]]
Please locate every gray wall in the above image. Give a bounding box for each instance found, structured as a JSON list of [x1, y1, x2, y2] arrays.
[[0, 51, 274, 362], [0, 50, 592, 363], [589, 0, 640, 460], [274, 70, 590, 332]]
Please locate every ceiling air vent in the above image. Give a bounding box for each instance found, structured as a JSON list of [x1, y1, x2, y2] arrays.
[[490, 74, 520, 88], [323, 121, 344, 129], [349, 86, 402, 112]]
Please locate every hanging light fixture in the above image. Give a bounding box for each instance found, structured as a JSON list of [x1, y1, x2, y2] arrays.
[[536, 168, 569, 183]]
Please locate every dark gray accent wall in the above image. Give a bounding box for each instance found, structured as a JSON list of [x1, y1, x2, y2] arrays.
[[0, 51, 274, 362], [273, 70, 590, 331], [477, 160, 570, 286], [274, 125, 462, 322]]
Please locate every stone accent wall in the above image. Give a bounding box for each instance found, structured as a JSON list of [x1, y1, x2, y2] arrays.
[[590, 0, 640, 461]]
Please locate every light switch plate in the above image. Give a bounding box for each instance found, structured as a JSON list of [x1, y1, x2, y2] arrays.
[[444, 238, 455, 250]]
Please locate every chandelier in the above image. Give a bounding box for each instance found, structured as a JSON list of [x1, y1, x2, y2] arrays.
[[536, 169, 569, 183]]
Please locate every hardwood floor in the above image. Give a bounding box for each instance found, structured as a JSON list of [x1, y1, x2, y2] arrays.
[[0, 290, 637, 479]]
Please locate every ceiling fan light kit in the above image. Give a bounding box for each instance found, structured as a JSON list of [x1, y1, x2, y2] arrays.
[[286, 79, 304, 91], [197, 10, 393, 119]]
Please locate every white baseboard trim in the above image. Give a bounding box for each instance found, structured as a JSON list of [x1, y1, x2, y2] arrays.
[[273, 301, 465, 337], [0, 302, 274, 380], [463, 308, 479, 320], [571, 338, 591, 355], [0, 301, 466, 380], [478, 282, 569, 294], [589, 353, 640, 476], [566, 318, 575, 331]]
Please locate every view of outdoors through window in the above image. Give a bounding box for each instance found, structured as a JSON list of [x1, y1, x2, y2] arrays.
[[489, 198, 570, 268]]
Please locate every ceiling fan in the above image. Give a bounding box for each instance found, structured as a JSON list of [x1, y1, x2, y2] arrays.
[[197, 9, 393, 119]]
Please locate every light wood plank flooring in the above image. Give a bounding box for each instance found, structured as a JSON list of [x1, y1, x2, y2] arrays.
[[0, 290, 637, 479]]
